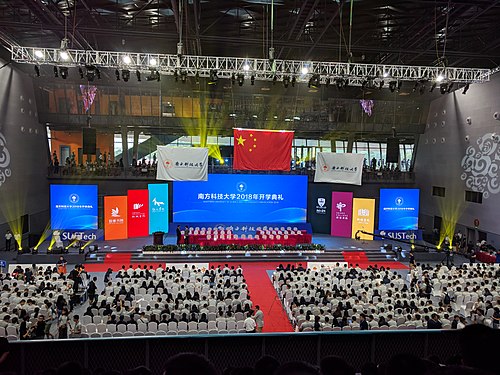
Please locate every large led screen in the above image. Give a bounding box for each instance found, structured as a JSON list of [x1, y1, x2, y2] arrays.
[[378, 188, 420, 230], [50, 184, 98, 230], [173, 174, 307, 223]]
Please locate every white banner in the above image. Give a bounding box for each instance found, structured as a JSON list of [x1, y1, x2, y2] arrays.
[[314, 152, 364, 185], [156, 146, 208, 181]]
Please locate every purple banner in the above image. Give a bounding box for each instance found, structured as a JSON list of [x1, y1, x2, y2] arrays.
[[331, 191, 353, 237]]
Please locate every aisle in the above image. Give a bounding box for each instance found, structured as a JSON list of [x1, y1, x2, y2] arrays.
[[211, 262, 294, 333], [342, 251, 409, 269]]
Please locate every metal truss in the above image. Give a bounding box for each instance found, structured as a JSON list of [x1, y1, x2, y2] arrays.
[[10, 46, 491, 84]]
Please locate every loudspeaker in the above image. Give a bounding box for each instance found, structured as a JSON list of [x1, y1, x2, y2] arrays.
[[82, 128, 97, 154], [386, 137, 399, 163]]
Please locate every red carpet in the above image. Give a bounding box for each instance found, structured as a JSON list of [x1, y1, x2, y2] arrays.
[[211, 262, 294, 333], [342, 251, 409, 270]]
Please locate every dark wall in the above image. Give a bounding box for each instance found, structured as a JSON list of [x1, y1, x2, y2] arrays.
[[415, 74, 500, 246], [0, 60, 50, 245], [307, 182, 415, 233]]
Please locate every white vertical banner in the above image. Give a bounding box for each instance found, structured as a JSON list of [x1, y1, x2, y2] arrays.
[[314, 152, 364, 185], [156, 146, 208, 181]]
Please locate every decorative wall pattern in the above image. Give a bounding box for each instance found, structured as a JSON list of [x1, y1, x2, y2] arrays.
[[0, 132, 11, 187]]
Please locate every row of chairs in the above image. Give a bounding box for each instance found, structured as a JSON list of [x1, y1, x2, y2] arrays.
[[84, 320, 245, 334]]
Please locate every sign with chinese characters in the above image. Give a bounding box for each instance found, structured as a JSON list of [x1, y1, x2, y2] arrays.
[[331, 191, 353, 238], [104, 196, 128, 240], [351, 198, 375, 240], [314, 152, 364, 185], [128, 190, 149, 238], [156, 146, 208, 181], [148, 183, 169, 234]]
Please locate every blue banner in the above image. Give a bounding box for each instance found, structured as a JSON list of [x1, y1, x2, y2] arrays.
[[374, 230, 423, 241], [378, 188, 420, 230], [50, 185, 98, 230], [148, 184, 169, 234]]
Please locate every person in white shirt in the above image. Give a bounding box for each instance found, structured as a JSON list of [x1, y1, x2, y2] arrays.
[[253, 305, 264, 333], [4, 230, 12, 251], [244, 312, 256, 333]]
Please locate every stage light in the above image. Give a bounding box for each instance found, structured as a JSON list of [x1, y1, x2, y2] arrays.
[[78, 67, 84, 79], [59, 67, 68, 79], [122, 69, 130, 82], [361, 79, 368, 90], [383, 71, 389, 78], [283, 75, 290, 88], [325, 77, 331, 87], [447, 82, 454, 93], [411, 244, 415, 250], [149, 58, 157, 66], [53, 66, 59, 78], [115, 69, 120, 81], [59, 50, 69, 61], [430, 82, 436, 92], [436, 74, 444, 82], [96, 68, 101, 79], [174, 70, 179, 82], [378, 80, 384, 90], [136, 70, 141, 81], [86, 65, 97, 81], [250, 75, 255, 85], [291, 76, 296, 87], [146, 70, 161, 82], [208, 69, 218, 85], [389, 81, 397, 92], [35, 50, 44, 59], [34, 65, 40, 77], [412, 82, 419, 92], [180, 70, 187, 83], [301, 66, 309, 75], [195, 71, 200, 83], [440, 83, 448, 95], [308, 74, 320, 89], [272, 75, 277, 85], [336, 78, 344, 90], [419, 84, 426, 95], [123, 55, 132, 64], [243, 63, 250, 72], [462, 83, 470, 95], [237, 74, 244, 86], [231, 72, 236, 85]]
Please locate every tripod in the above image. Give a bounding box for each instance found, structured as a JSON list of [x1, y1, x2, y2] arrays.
[[440, 250, 454, 267]]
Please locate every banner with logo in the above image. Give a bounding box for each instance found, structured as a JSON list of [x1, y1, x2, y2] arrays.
[[156, 146, 208, 181], [351, 198, 375, 240], [148, 184, 169, 234], [127, 190, 149, 238], [104, 196, 128, 240], [314, 152, 364, 185], [374, 230, 423, 241], [331, 192, 353, 237]]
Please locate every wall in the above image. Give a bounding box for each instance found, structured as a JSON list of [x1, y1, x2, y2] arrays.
[[0, 60, 50, 245], [50, 130, 114, 164], [415, 74, 500, 246]]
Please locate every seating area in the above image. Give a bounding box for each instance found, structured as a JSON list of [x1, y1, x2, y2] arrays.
[[184, 226, 312, 246], [80, 264, 253, 337], [274, 263, 500, 332]]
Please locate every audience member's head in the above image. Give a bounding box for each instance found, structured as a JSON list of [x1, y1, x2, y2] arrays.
[[163, 353, 218, 375]]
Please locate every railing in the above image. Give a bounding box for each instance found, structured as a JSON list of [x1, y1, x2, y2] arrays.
[[5, 330, 462, 375]]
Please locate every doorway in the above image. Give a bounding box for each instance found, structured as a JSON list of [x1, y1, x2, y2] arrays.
[[60, 145, 70, 165]]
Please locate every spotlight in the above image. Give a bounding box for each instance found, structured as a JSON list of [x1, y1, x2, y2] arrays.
[[174, 70, 179, 82], [419, 84, 426, 95], [195, 71, 200, 84], [412, 82, 419, 92], [149, 58, 157, 66], [34, 65, 40, 77], [146, 70, 160, 81], [272, 75, 277, 85], [378, 80, 384, 90], [436, 74, 444, 82], [336, 78, 344, 90], [440, 83, 448, 95], [237, 74, 244, 86], [383, 71, 389, 78], [301, 66, 309, 75], [231, 72, 236, 85], [115, 69, 120, 81], [180, 70, 187, 83], [361, 79, 368, 90], [59, 67, 68, 79], [78, 67, 84, 79], [291, 76, 296, 87], [35, 50, 44, 59], [136, 70, 141, 81], [308, 74, 320, 89], [325, 77, 331, 87], [53, 66, 59, 78], [59, 50, 69, 61], [96, 68, 101, 79], [250, 75, 255, 85], [85, 65, 96, 81], [429, 82, 436, 92], [243, 63, 250, 72], [208, 69, 218, 85], [462, 83, 470, 95], [123, 55, 132, 64], [283, 75, 290, 88], [122, 69, 130, 82], [389, 81, 397, 92], [447, 82, 454, 93]]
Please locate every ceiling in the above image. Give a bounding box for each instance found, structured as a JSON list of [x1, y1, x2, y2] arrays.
[[0, 0, 499, 69]]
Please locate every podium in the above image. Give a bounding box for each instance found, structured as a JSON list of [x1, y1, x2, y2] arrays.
[[153, 232, 164, 245]]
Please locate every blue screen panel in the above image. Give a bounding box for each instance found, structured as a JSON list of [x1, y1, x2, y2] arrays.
[[148, 183, 169, 234], [378, 188, 420, 230], [50, 184, 98, 230], [173, 174, 307, 223]]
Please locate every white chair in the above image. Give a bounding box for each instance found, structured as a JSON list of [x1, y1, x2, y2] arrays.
[[117, 324, 127, 333], [122, 331, 134, 337], [86, 323, 97, 333], [156, 330, 167, 335], [82, 316, 92, 325], [96, 323, 107, 333], [6, 326, 17, 336], [148, 322, 158, 332], [198, 322, 208, 331], [167, 330, 177, 336], [217, 321, 227, 330], [112, 332, 123, 337], [166, 322, 176, 331], [188, 322, 198, 331], [7, 335, 17, 341], [90, 332, 101, 338], [227, 321, 237, 333], [101, 332, 112, 338], [134, 332, 145, 336]]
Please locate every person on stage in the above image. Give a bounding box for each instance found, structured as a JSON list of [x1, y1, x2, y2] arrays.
[[184, 225, 190, 245], [176, 225, 182, 245], [56, 256, 67, 275], [4, 230, 12, 252]]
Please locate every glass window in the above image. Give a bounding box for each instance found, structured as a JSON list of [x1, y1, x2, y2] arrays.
[[356, 142, 369, 168], [177, 136, 192, 145], [191, 136, 201, 145], [306, 139, 319, 147], [335, 141, 345, 153], [319, 140, 330, 148], [294, 139, 306, 146], [207, 136, 218, 145], [218, 136, 231, 145], [380, 143, 387, 167], [369, 143, 381, 169]]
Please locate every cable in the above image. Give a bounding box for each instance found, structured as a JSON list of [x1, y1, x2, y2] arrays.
[[347, 0, 354, 61], [441, 0, 451, 65]]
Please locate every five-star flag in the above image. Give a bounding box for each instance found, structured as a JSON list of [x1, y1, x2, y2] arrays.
[[233, 128, 294, 171]]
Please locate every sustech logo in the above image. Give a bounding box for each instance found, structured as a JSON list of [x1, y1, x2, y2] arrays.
[[395, 197, 404, 206], [236, 182, 247, 192], [69, 194, 79, 203]]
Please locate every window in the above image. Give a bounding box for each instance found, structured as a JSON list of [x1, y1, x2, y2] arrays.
[[465, 190, 482, 204], [432, 186, 446, 197]]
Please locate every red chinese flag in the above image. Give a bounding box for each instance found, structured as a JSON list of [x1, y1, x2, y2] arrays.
[[233, 128, 294, 171]]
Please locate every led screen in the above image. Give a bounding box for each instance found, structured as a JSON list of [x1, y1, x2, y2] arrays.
[[378, 188, 420, 230], [50, 184, 98, 230], [173, 174, 307, 223]]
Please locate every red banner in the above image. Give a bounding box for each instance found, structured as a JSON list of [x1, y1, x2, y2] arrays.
[[233, 128, 294, 171], [127, 190, 149, 238], [104, 196, 128, 240]]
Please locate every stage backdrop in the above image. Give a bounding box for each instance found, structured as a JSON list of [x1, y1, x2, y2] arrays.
[[173, 174, 307, 223], [331, 192, 353, 238], [104, 196, 128, 240], [351, 198, 376, 240], [127, 189, 149, 237], [378, 188, 420, 230], [148, 184, 169, 234], [50, 184, 98, 230]]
